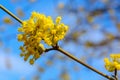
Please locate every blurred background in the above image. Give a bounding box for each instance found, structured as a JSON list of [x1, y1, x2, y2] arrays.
[[0, 0, 120, 80]]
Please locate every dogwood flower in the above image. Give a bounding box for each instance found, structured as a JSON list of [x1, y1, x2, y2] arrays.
[[104, 54, 120, 72], [17, 12, 68, 64]]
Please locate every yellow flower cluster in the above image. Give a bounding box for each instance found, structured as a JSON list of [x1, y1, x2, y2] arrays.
[[17, 12, 68, 65], [104, 54, 120, 72]]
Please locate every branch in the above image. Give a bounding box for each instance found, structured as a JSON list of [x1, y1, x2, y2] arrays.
[[55, 46, 114, 80], [45, 48, 55, 52], [0, 5, 22, 23], [113, 69, 118, 80]]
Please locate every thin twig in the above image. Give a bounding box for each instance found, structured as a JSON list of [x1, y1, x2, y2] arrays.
[[0, 5, 22, 23], [114, 69, 118, 80], [45, 48, 55, 52], [55, 46, 114, 80]]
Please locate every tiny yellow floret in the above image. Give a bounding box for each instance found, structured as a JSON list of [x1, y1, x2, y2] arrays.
[[56, 16, 61, 24], [29, 59, 34, 65], [17, 34, 23, 41]]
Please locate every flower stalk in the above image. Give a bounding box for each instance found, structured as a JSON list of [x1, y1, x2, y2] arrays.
[[0, 4, 116, 80], [114, 69, 118, 80]]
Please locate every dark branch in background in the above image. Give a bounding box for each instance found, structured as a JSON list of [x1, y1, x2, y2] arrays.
[[57, 0, 120, 17], [64, 29, 120, 47], [56, 0, 120, 48]]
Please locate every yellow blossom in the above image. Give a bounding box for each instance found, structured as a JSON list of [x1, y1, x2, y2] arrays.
[[17, 34, 23, 41], [29, 59, 34, 65], [116, 64, 120, 70], [56, 16, 61, 24], [18, 12, 68, 65], [20, 53, 25, 57], [18, 27, 23, 32], [104, 53, 120, 72], [19, 46, 25, 52]]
